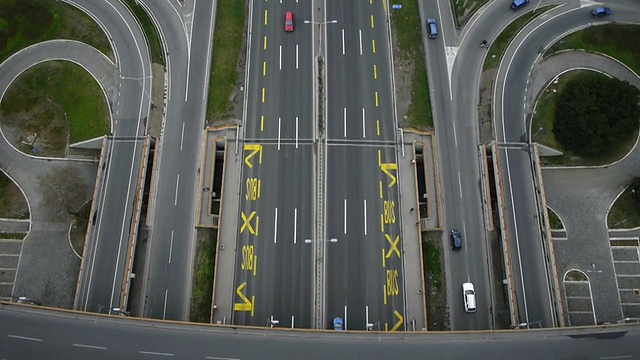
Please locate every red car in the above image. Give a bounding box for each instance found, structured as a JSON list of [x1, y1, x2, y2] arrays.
[[285, 11, 294, 32]]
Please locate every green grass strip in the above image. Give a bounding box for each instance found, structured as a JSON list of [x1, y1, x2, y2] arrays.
[[0, 0, 111, 63], [206, 2, 245, 122], [121, 0, 165, 65], [484, 6, 555, 70], [547, 24, 640, 76], [392, 0, 433, 128], [190, 230, 217, 323]]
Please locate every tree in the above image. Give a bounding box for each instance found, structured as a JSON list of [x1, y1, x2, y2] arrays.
[[552, 73, 640, 157], [38, 165, 89, 215]]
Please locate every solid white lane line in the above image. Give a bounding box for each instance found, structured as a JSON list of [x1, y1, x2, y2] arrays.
[[205, 357, 240, 360], [344, 199, 347, 234], [359, 29, 363, 55], [294, 208, 298, 244], [343, 107, 347, 137], [344, 305, 348, 330], [279, 45, 282, 70], [457, 171, 463, 198], [8, 335, 41, 342], [73, 344, 107, 350], [291, 315, 295, 328], [600, 356, 632, 360], [363, 199, 368, 235], [169, 230, 174, 263], [296, 44, 299, 69], [462, 222, 468, 250], [139, 351, 174, 356], [174, 175, 180, 206], [365, 305, 369, 328], [163, 289, 168, 320], [274, 207, 279, 243], [342, 28, 345, 55], [278, 117, 281, 150], [296, 116, 299, 148], [362, 108, 366, 138], [452, 120, 458, 147], [180, 122, 185, 151]]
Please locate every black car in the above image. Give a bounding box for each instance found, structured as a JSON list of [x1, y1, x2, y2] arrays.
[[450, 229, 462, 250]]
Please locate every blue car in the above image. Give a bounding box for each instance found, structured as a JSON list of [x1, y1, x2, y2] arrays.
[[510, 0, 530, 10], [450, 229, 462, 251], [333, 316, 344, 331], [426, 18, 438, 39], [591, 7, 611, 17]]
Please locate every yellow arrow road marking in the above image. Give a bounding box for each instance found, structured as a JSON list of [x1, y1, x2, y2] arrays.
[[381, 163, 397, 187], [234, 282, 254, 313], [391, 311, 404, 331], [244, 144, 262, 168]]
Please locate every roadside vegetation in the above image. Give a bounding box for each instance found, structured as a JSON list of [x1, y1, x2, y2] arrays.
[[392, 0, 433, 128], [484, 6, 555, 70], [190, 229, 217, 323], [532, 71, 640, 166], [547, 207, 563, 230], [0, 0, 111, 63], [207, 1, 245, 122], [0, 61, 109, 156], [547, 24, 640, 75], [608, 178, 640, 229], [422, 232, 448, 330], [451, 0, 490, 28], [121, 0, 165, 65], [0, 171, 29, 219]]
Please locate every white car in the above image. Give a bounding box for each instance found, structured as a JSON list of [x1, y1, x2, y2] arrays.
[[462, 282, 476, 313]]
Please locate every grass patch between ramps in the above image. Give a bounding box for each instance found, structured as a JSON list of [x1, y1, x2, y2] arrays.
[[190, 228, 217, 323]]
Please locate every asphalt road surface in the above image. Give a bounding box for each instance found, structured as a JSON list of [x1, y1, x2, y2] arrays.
[[70, 0, 152, 314], [231, 0, 315, 329], [2, 305, 640, 360], [324, 0, 406, 331]]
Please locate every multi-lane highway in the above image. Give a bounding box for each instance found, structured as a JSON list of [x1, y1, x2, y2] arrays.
[[324, 0, 406, 331], [231, 1, 314, 328]]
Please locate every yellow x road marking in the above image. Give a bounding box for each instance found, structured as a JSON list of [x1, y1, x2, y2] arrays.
[[385, 234, 400, 259], [241, 211, 259, 235]]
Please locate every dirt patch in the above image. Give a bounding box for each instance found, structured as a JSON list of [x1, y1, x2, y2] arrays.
[[478, 68, 497, 144], [147, 63, 166, 139], [393, 57, 415, 129], [0, 171, 29, 219], [69, 200, 92, 257]]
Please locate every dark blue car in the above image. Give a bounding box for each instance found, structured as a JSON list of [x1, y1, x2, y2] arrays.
[[450, 229, 462, 250], [333, 317, 344, 331]]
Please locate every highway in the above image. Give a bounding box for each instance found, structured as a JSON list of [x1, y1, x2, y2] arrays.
[[71, 0, 152, 314], [231, 1, 315, 328], [324, 1, 406, 331], [2, 304, 640, 359], [140, 0, 217, 321], [420, 0, 493, 329]]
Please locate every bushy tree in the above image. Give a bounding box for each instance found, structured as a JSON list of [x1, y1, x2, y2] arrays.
[[553, 73, 640, 157]]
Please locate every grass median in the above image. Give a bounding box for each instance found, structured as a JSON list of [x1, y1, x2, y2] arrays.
[[547, 24, 640, 75], [121, 0, 165, 65], [190, 229, 217, 323], [392, 0, 433, 128], [207, 2, 245, 122], [0, 0, 111, 63], [484, 6, 555, 70]]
